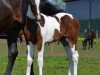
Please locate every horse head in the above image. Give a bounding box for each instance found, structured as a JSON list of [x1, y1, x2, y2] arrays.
[[40, 0, 64, 16], [82, 39, 87, 50], [28, 0, 41, 20]]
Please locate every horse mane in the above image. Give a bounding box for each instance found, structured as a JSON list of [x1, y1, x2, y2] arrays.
[[40, 1, 64, 16]]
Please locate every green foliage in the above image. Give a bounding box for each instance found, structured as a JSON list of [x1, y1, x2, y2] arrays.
[[0, 56, 100, 75]]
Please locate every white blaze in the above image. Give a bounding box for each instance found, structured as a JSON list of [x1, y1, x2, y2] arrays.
[[35, 0, 41, 19]]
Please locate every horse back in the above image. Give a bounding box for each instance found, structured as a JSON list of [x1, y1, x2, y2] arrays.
[[85, 29, 96, 39], [91, 29, 96, 38]]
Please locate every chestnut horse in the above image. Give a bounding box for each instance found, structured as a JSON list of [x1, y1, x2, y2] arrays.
[[0, 0, 41, 75], [23, 4, 80, 75]]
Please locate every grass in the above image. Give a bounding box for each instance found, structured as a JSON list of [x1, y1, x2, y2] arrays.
[[0, 39, 100, 75], [0, 56, 100, 75]]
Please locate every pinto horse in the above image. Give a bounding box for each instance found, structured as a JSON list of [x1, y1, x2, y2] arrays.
[[23, 4, 80, 75], [0, 0, 41, 75], [82, 28, 96, 50]]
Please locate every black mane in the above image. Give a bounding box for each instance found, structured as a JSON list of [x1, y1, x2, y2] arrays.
[[40, 1, 64, 16]]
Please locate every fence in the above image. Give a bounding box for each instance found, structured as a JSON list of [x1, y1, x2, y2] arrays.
[[65, 0, 100, 37], [79, 19, 100, 37]]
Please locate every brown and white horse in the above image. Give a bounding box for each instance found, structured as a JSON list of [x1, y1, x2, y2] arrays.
[[0, 0, 40, 75], [24, 5, 80, 75]]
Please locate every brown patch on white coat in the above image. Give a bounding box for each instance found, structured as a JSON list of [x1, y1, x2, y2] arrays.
[[36, 13, 79, 49], [25, 12, 79, 50], [24, 12, 79, 75]]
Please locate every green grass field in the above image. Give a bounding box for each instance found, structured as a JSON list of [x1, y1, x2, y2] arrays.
[[0, 39, 100, 75]]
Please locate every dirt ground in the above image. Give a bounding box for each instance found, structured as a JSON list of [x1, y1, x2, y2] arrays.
[[0, 39, 6, 45], [0, 39, 100, 58]]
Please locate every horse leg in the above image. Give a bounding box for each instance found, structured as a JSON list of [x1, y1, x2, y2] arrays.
[[37, 40, 44, 75], [29, 0, 41, 20], [30, 63, 34, 75], [60, 37, 79, 75], [5, 21, 22, 75], [26, 41, 35, 75], [91, 39, 93, 49], [88, 40, 91, 50], [5, 38, 18, 75], [17, 38, 21, 45]]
